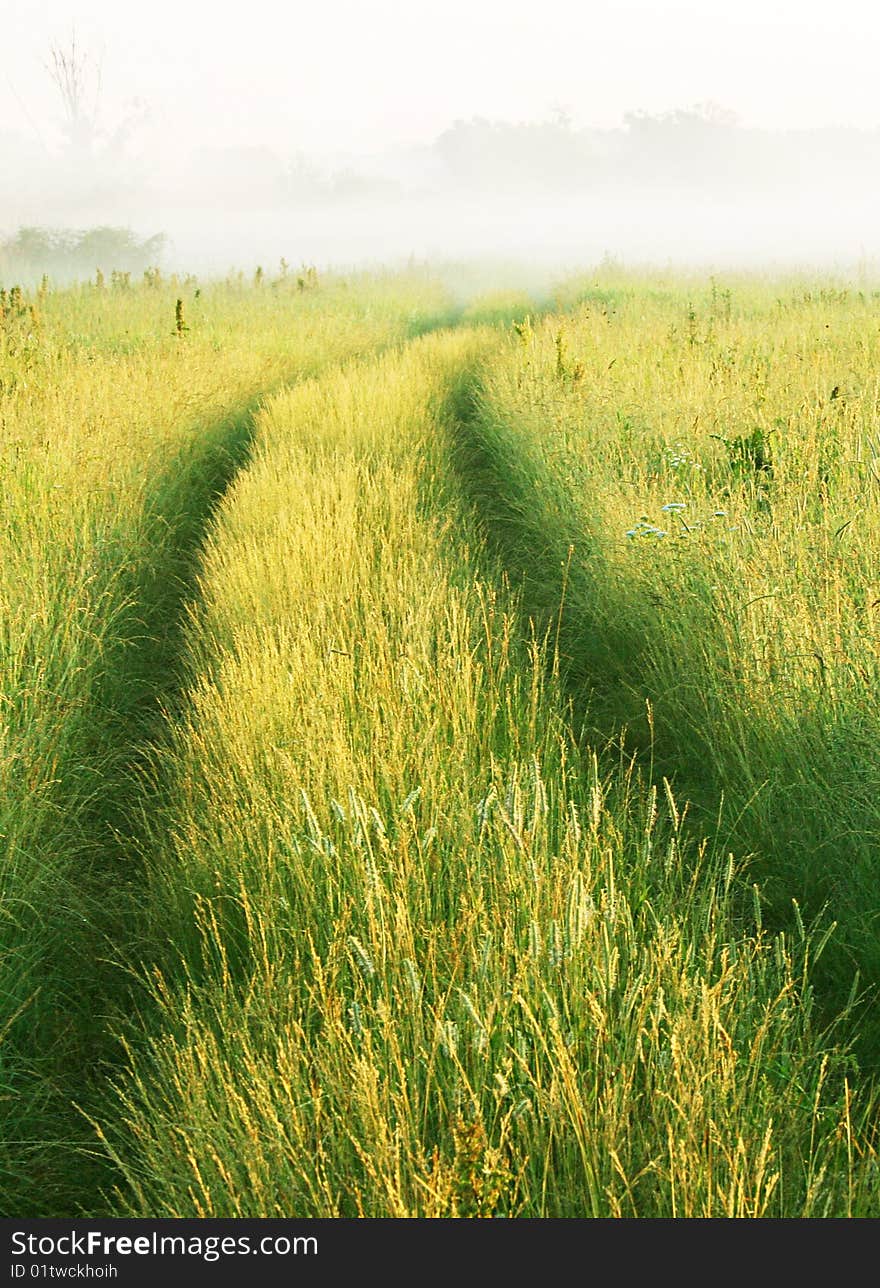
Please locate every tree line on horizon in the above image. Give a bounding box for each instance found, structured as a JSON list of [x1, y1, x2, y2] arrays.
[[0, 226, 167, 284]]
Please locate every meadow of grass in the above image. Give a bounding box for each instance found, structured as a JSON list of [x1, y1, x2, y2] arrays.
[[453, 273, 880, 1056], [2, 265, 879, 1218], [0, 266, 454, 1214], [91, 323, 876, 1217]]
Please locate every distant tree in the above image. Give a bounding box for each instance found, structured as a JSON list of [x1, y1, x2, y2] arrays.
[[46, 30, 148, 166], [0, 226, 167, 285], [620, 102, 742, 186], [433, 116, 595, 191], [622, 101, 739, 138], [46, 30, 101, 160]]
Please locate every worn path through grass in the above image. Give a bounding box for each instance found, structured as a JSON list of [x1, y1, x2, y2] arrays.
[[3, 285, 543, 1217], [93, 328, 880, 1217], [1, 286, 472, 1216], [443, 311, 880, 1074]]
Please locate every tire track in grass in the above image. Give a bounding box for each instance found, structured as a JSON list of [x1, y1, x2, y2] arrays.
[[91, 327, 540, 1215], [9, 393, 275, 1215], [6, 302, 482, 1217], [11, 290, 548, 1217], [442, 367, 642, 740], [443, 361, 880, 1074], [87, 330, 880, 1218]]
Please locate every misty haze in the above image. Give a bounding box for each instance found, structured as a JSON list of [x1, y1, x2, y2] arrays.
[[4, 101, 880, 276], [3, 7, 880, 278]]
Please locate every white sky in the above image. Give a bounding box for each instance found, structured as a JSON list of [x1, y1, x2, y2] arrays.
[[4, 0, 880, 158]]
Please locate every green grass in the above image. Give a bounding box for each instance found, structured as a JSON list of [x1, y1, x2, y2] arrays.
[[0, 268, 455, 1215], [2, 266, 879, 1217], [96, 328, 879, 1217], [451, 271, 880, 1059]]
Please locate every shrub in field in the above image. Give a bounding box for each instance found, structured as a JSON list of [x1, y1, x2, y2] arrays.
[[0, 226, 168, 287]]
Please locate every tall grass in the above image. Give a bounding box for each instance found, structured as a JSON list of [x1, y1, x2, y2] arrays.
[[0, 269, 453, 1214], [96, 329, 879, 1217], [6, 266, 879, 1218], [452, 271, 880, 1060]]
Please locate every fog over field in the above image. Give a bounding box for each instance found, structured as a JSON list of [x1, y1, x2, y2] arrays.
[[3, 0, 880, 274]]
